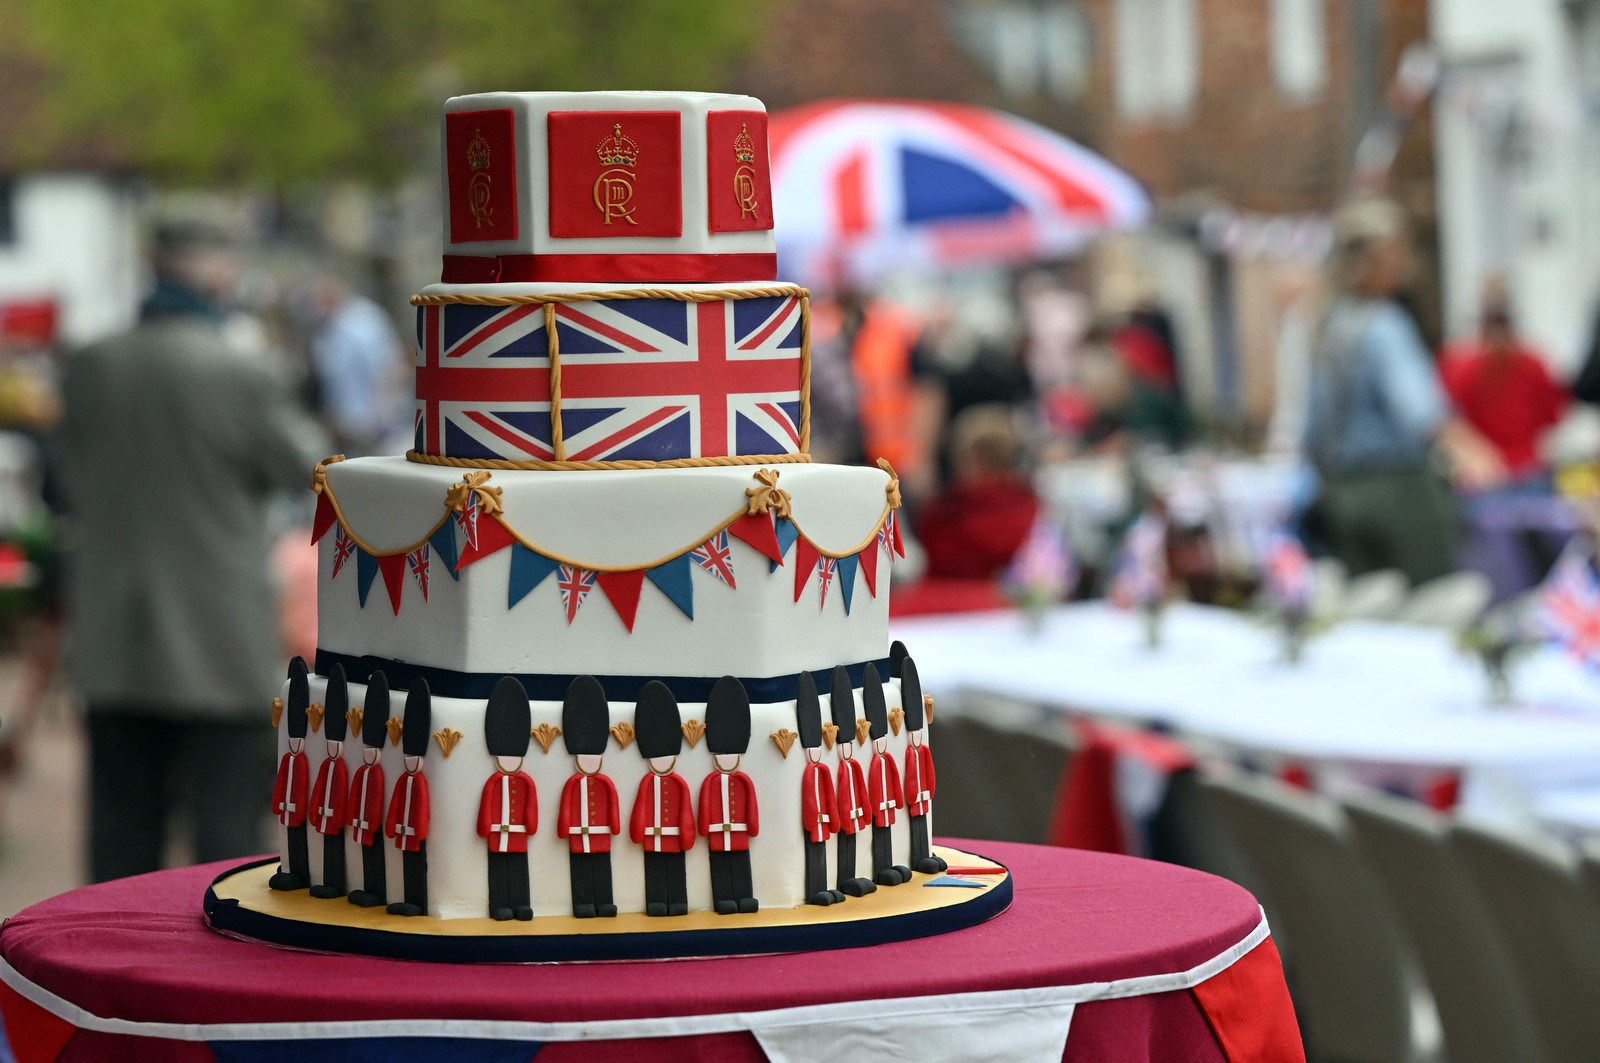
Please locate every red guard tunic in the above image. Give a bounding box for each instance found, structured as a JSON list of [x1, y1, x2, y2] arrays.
[[272, 749, 309, 828], [630, 771, 695, 853], [476, 770, 537, 854], [868, 750, 904, 829], [801, 760, 838, 844], [557, 772, 620, 854], [903, 742, 936, 817], [347, 763, 386, 847], [310, 756, 349, 835], [836, 756, 870, 835], [384, 770, 430, 852], [698, 769, 760, 853]]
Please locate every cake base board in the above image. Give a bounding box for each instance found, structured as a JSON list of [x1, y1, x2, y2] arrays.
[[203, 846, 1010, 963]]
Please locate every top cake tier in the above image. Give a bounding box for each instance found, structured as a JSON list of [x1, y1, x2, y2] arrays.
[[439, 91, 777, 285]]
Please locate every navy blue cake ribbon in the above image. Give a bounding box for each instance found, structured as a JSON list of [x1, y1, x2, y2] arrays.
[[313, 649, 894, 704]]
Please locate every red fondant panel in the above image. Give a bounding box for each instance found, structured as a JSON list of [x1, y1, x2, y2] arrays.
[[548, 111, 682, 239], [706, 110, 773, 233], [446, 109, 520, 244]]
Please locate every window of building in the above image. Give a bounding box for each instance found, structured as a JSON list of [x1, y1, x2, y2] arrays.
[[1271, 0, 1327, 102], [1114, 0, 1198, 121], [951, 1, 1092, 102]]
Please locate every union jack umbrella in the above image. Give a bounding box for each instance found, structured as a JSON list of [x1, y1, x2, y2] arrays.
[[770, 100, 1149, 282], [690, 531, 738, 589], [414, 294, 804, 464], [1537, 549, 1600, 671]]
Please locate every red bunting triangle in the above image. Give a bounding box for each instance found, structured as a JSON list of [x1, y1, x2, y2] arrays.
[[0, 979, 79, 1063], [378, 553, 407, 616], [859, 540, 880, 597], [310, 492, 337, 545], [728, 512, 783, 564], [597, 569, 647, 632], [890, 510, 906, 558], [792, 537, 820, 603], [454, 514, 517, 572]]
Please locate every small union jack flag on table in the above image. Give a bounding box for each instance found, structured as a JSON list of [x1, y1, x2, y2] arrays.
[[414, 294, 805, 463], [1537, 549, 1600, 671], [1263, 528, 1312, 611]]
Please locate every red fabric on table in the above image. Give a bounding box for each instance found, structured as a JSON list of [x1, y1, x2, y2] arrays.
[[888, 580, 1008, 617], [1063, 989, 1226, 1063], [0, 980, 75, 1063], [58, 1031, 216, 1063], [1191, 935, 1306, 1063], [1047, 720, 1196, 853], [1, 841, 1291, 1058]]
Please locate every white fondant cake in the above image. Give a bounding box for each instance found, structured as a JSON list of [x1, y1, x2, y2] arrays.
[[267, 90, 948, 937]]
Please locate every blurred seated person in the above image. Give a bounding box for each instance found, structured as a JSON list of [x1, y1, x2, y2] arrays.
[[916, 404, 1040, 580], [1438, 278, 1567, 485], [1051, 326, 1190, 453]]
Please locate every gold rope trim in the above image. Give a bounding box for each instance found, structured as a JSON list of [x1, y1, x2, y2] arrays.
[[799, 295, 812, 454], [545, 303, 564, 460], [316, 464, 895, 565], [406, 450, 812, 472], [410, 285, 809, 307], [877, 457, 903, 509]]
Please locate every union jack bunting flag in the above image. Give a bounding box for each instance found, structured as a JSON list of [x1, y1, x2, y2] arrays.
[[1109, 514, 1167, 610], [414, 295, 804, 463], [1537, 549, 1600, 671], [1263, 528, 1312, 610], [557, 564, 597, 624], [454, 488, 481, 551], [689, 531, 738, 589], [331, 527, 357, 580], [407, 544, 431, 602], [877, 511, 901, 559], [816, 556, 838, 610]]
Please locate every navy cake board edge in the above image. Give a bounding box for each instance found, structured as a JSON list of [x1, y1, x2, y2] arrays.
[[203, 848, 1012, 964]]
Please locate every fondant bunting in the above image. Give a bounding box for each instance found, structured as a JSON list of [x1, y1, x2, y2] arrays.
[[817, 556, 837, 610], [690, 530, 738, 589], [646, 553, 695, 619], [597, 569, 647, 632], [455, 488, 481, 551], [310, 490, 337, 545], [769, 515, 801, 573], [729, 510, 783, 564], [379, 552, 407, 615], [836, 552, 859, 614], [331, 527, 357, 580], [454, 511, 517, 572], [858, 540, 880, 598], [508, 543, 559, 608], [356, 549, 380, 608], [557, 564, 597, 623], [792, 537, 820, 603], [407, 544, 431, 602], [428, 520, 460, 582]]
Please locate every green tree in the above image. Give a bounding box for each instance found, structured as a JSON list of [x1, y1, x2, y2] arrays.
[[9, 0, 771, 186]]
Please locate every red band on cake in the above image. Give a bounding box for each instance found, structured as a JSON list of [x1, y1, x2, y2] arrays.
[[441, 253, 779, 285]]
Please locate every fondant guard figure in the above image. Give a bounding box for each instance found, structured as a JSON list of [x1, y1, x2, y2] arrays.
[[699, 675, 760, 914], [863, 664, 911, 886], [477, 676, 536, 921], [558, 676, 620, 918], [830, 665, 876, 898], [347, 669, 389, 908], [629, 681, 695, 917], [384, 678, 432, 917], [795, 671, 841, 906], [269, 658, 312, 891], [889, 639, 909, 678], [900, 657, 946, 875], [309, 664, 351, 899]]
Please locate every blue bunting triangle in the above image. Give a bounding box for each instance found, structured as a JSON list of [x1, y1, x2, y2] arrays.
[[836, 552, 858, 615], [508, 544, 559, 608], [429, 521, 460, 581], [356, 549, 379, 609], [646, 554, 694, 620], [769, 516, 801, 573]]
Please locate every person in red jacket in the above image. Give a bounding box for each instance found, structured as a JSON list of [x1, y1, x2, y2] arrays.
[[558, 675, 620, 919], [346, 670, 390, 908], [308, 665, 351, 899], [917, 404, 1040, 581], [699, 676, 760, 915], [795, 671, 842, 906], [829, 665, 876, 899], [269, 658, 312, 892], [477, 677, 536, 922], [898, 656, 946, 875], [863, 665, 911, 886], [1439, 288, 1567, 483], [383, 679, 432, 917], [631, 681, 696, 917]]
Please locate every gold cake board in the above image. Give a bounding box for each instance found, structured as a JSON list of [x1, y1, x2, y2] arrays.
[[204, 845, 1010, 962]]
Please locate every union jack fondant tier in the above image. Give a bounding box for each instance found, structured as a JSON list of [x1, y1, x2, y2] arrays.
[[411, 288, 808, 464], [438, 91, 777, 284]]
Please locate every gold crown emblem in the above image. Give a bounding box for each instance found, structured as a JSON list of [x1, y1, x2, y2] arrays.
[[733, 122, 756, 164], [466, 128, 492, 171], [596, 123, 639, 168]]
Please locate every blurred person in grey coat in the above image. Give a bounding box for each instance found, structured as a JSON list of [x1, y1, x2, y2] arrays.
[[57, 218, 328, 882]]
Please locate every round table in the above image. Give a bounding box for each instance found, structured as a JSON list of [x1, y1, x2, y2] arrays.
[[0, 841, 1303, 1063]]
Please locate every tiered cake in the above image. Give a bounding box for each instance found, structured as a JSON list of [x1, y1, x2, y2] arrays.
[[216, 92, 1007, 959]]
